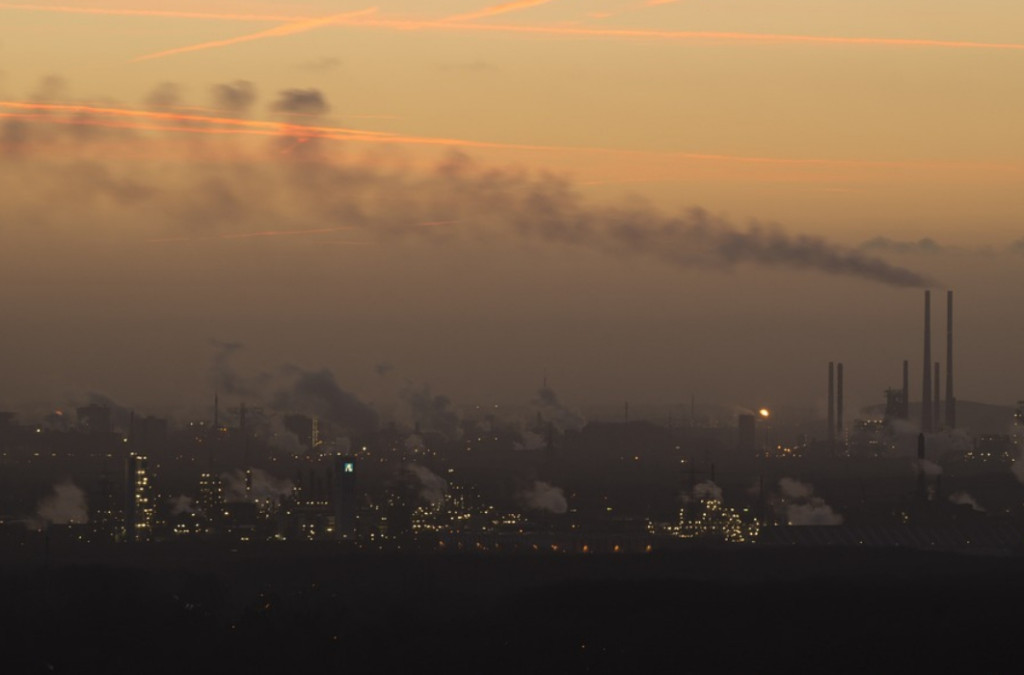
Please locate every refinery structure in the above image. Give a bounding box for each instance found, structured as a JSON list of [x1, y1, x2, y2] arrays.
[[1, 289, 1024, 556]]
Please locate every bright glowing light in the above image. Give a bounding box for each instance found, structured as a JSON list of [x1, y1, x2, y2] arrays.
[[759, 409, 770, 418]]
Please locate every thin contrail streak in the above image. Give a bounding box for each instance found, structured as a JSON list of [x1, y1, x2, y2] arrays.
[[136, 1, 557, 62], [443, 0, 554, 23], [346, 16, 1024, 51], [0, 101, 394, 138], [0, 2, 306, 22], [4, 3, 1024, 52], [0, 101, 557, 150], [4, 101, 1022, 173], [133, 8, 378, 62]]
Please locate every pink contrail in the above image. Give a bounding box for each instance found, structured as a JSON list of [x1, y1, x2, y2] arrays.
[[4, 3, 1024, 52], [0, 2, 306, 22], [0, 100, 558, 150], [444, 0, 554, 23], [347, 16, 1024, 51], [4, 101, 1022, 174], [0, 101, 394, 138], [133, 8, 377, 62]]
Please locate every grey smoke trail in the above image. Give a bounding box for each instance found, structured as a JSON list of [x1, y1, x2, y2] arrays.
[[1, 82, 933, 288], [221, 468, 294, 502], [405, 464, 447, 506], [949, 491, 984, 512], [212, 80, 257, 114], [206, 342, 378, 437], [400, 383, 461, 440], [271, 366, 379, 436], [533, 385, 586, 432], [271, 88, 329, 115], [209, 339, 249, 396]]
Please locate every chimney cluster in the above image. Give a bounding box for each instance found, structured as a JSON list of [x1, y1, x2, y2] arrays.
[[829, 289, 954, 441]]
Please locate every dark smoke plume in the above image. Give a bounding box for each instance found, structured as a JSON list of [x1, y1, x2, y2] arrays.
[[212, 80, 257, 114], [271, 367, 378, 436], [400, 384, 461, 440], [209, 339, 250, 396], [206, 342, 377, 437], [860, 236, 943, 255], [144, 82, 181, 110], [533, 385, 585, 432], [1, 82, 932, 288], [270, 88, 329, 115]]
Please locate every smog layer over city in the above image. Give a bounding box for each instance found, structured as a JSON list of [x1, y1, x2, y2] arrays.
[[2, 1, 1024, 671]]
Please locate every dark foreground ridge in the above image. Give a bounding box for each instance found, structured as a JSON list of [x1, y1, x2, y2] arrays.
[[4, 545, 1022, 673]]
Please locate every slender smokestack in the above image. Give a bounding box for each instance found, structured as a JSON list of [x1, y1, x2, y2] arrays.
[[917, 432, 927, 502], [214, 391, 219, 429], [934, 362, 941, 431], [240, 401, 249, 468], [837, 362, 844, 437], [901, 360, 909, 419], [827, 362, 835, 446], [945, 290, 955, 429], [922, 290, 932, 433]]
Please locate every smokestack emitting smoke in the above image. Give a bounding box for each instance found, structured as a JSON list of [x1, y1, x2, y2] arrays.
[[827, 362, 835, 446], [922, 290, 932, 433], [901, 359, 909, 419], [836, 362, 844, 436], [945, 290, 956, 429], [934, 362, 941, 431]]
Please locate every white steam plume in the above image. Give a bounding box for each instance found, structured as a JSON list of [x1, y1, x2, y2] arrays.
[[519, 481, 568, 513], [34, 480, 89, 527]]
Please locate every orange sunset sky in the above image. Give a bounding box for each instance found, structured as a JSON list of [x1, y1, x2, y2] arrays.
[[0, 1, 1022, 418]]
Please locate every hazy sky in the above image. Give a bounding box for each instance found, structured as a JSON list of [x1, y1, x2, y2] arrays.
[[1, 1, 1022, 419]]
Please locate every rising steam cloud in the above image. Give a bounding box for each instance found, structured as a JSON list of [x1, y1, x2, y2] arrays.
[[34, 479, 89, 527], [221, 468, 294, 503], [519, 480, 568, 514], [208, 341, 379, 439], [533, 385, 586, 433], [404, 464, 447, 506], [0, 80, 932, 288], [776, 477, 843, 526], [690, 480, 723, 502]]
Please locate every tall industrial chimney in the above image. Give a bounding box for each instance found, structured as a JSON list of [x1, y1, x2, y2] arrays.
[[827, 362, 835, 446], [934, 362, 941, 431], [922, 290, 932, 433], [945, 290, 956, 429], [901, 360, 910, 419], [917, 432, 927, 502], [837, 362, 844, 437]]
